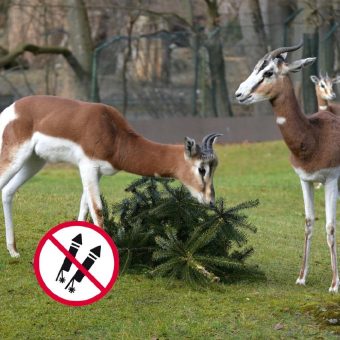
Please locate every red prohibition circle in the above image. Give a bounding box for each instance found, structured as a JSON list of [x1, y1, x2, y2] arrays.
[[34, 221, 119, 306]]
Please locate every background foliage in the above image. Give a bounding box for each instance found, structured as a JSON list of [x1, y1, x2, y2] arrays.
[[0, 0, 339, 117]]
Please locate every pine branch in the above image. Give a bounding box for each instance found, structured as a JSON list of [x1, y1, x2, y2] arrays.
[[104, 177, 259, 287]]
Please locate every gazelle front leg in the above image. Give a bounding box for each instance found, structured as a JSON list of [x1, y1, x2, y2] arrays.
[[324, 177, 339, 293], [296, 179, 315, 286]]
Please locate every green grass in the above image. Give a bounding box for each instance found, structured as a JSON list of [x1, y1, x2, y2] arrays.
[[1, 141, 340, 338]]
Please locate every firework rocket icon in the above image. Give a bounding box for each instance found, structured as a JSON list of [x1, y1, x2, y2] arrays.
[[65, 245, 101, 293], [56, 233, 82, 283]]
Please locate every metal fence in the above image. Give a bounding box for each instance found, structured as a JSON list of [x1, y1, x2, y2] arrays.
[[92, 28, 244, 119], [0, 5, 339, 118]]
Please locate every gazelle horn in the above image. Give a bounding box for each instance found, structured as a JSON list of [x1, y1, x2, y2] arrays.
[[268, 40, 304, 59], [201, 133, 223, 153]]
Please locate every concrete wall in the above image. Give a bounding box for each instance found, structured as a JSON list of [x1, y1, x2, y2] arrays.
[[129, 116, 282, 144]]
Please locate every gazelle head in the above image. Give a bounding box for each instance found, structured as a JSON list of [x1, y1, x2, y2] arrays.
[[182, 133, 222, 206], [310, 73, 340, 101], [235, 42, 316, 104]]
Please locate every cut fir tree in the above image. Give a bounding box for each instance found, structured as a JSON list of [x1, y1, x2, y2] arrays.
[[102, 177, 259, 287]]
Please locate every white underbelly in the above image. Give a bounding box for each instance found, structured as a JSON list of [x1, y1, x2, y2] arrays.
[[32, 132, 116, 176], [293, 166, 340, 183]]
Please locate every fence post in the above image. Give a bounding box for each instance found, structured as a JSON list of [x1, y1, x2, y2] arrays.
[[91, 48, 100, 102], [91, 37, 123, 103]]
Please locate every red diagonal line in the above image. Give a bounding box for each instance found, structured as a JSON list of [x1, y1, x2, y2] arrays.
[[49, 235, 105, 292]]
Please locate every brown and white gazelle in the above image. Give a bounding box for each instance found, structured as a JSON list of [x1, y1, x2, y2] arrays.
[[235, 42, 340, 293], [0, 95, 221, 258], [310, 74, 340, 190], [310, 73, 340, 113]]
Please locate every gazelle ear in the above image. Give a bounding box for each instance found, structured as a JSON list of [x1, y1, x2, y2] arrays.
[[283, 57, 316, 74], [310, 75, 319, 84], [184, 137, 199, 158], [279, 52, 288, 61], [333, 75, 340, 84]]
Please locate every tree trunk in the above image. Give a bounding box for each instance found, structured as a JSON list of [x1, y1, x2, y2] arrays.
[[318, 1, 335, 75], [332, 0, 340, 97], [301, 0, 318, 114], [239, 0, 267, 67], [239, 0, 270, 116], [262, 0, 295, 49], [66, 0, 93, 100], [205, 33, 232, 117], [182, 0, 199, 116], [204, 0, 233, 117]]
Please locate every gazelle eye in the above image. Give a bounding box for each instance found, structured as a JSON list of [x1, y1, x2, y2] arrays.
[[198, 167, 206, 177], [320, 83, 325, 88], [264, 71, 273, 78]]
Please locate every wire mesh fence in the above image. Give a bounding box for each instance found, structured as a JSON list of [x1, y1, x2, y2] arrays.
[[93, 29, 239, 119], [0, 1, 339, 118]]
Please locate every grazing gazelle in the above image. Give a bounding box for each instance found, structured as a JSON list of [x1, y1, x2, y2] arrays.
[[235, 42, 340, 293], [310, 73, 340, 113], [0, 95, 222, 257]]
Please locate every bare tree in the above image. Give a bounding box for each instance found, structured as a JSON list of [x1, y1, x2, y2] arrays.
[[301, 0, 318, 114], [2, 0, 93, 100], [66, 0, 93, 100], [262, 0, 296, 48], [239, 0, 267, 67], [239, 0, 271, 115], [203, 0, 233, 117], [122, 10, 140, 115], [318, 1, 336, 75], [332, 0, 340, 97]]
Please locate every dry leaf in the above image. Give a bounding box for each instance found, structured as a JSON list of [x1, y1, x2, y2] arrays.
[[274, 323, 284, 330]]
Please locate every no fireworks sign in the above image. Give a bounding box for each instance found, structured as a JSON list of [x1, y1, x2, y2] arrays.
[[34, 221, 119, 306]]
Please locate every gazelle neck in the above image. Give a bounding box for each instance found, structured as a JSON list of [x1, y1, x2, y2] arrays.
[[114, 133, 185, 178], [316, 94, 328, 111], [270, 76, 316, 158]]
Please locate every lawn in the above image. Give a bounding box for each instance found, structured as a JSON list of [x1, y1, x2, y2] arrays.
[[1, 141, 340, 339]]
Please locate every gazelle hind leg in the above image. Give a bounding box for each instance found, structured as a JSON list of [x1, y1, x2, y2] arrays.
[[79, 164, 103, 228], [77, 173, 102, 222], [78, 192, 89, 221], [324, 178, 339, 293], [2, 154, 45, 257], [0, 141, 35, 256], [296, 180, 315, 286]]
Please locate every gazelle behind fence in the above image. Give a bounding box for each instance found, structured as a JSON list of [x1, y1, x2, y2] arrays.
[[0, 95, 222, 257], [310, 74, 340, 190], [236, 42, 340, 293], [310, 73, 340, 113]]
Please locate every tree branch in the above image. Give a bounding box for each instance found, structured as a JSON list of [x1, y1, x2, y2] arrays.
[[0, 43, 84, 79]]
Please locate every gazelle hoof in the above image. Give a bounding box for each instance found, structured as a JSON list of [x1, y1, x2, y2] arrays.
[[329, 283, 339, 293], [7, 245, 20, 258], [329, 286, 338, 293], [296, 278, 306, 286]]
